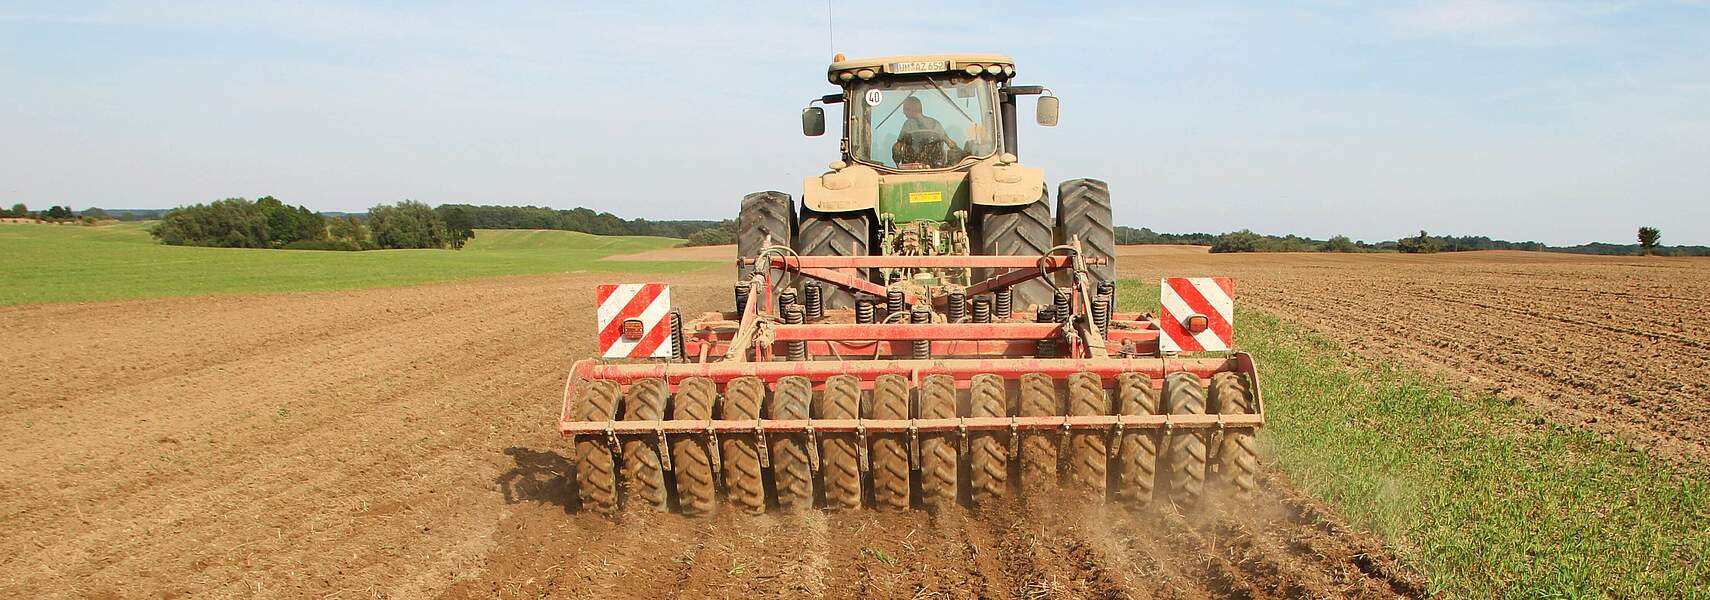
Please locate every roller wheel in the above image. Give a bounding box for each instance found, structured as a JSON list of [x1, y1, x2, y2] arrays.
[[671, 377, 717, 517], [967, 374, 1009, 506], [976, 192, 1054, 308], [1210, 372, 1259, 501], [1112, 373, 1161, 507], [720, 377, 767, 514], [815, 375, 862, 510], [1065, 372, 1109, 497], [1164, 373, 1208, 510], [574, 380, 620, 514], [1018, 372, 1061, 495], [621, 378, 670, 511], [796, 207, 872, 309], [918, 374, 959, 511], [770, 376, 814, 510], [1054, 179, 1115, 287], [738, 191, 795, 282], [869, 374, 912, 511]]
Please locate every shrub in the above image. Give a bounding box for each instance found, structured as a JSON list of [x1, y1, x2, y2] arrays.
[[151, 197, 325, 248]]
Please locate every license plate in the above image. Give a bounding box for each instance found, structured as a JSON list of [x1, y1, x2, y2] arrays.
[[889, 60, 948, 74]]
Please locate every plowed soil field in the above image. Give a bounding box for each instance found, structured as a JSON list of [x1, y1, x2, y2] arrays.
[[0, 267, 1422, 599], [1116, 248, 1710, 464]]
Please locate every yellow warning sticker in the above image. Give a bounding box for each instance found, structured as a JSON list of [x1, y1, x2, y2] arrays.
[[908, 191, 943, 204]]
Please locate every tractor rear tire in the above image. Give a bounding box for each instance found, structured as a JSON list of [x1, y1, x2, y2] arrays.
[[738, 191, 795, 282], [1210, 372, 1259, 501], [770, 376, 814, 510], [671, 377, 717, 517], [574, 380, 620, 514], [976, 193, 1054, 308], [1055, 179, 1116, 288], [815, 375, 863, 510], [1163, 373, 1208, 511], [622, 378, 670, 511], [796, 208, 871, 309], [967, 374, 1009, 506], [869, 374, 912, 511], [720, 377, 767, 514], [1018, 372, 1062, 495], [918, 374, 959, 511], [1112, 373, 1161, 507], [1065, 372, 1109, 497]]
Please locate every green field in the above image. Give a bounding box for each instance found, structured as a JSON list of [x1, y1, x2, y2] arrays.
[[0, 222, 717, 305], [1118, 280, 1710, 598]]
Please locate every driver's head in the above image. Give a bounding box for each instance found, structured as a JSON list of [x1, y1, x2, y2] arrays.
[[902, 96, 922, 118]]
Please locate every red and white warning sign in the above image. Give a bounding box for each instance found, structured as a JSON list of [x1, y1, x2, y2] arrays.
[[1158, 277, 1234, 353], [596, 283, 674, 359]]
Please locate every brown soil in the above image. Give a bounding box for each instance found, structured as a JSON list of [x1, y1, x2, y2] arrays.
[[1119, 249, 1710, 464], [0, 267, 1421, 598]]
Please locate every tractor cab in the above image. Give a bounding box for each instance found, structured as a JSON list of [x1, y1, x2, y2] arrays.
[[803, 53, 1058, 172]]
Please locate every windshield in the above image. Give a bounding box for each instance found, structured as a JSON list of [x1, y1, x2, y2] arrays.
[[850, 76, 998, 171]]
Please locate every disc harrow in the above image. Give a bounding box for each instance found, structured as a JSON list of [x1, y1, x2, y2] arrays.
[[561, 243, 1265, 514]]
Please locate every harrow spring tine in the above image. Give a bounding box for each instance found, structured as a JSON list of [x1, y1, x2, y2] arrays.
[[856, 425, 870, 473], [755, 419, 771, 469], [908, 424, 921, 471], [1008, 420, 1020, 456], [806, 427, 822, 473], [657, 426, 673, 471], [957, 417, 970, 455]]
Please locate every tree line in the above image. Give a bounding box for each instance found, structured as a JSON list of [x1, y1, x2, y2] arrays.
[[1119, 226, 1708, 256], [438, 204, 718, 239], [149, 197, 475, 251]]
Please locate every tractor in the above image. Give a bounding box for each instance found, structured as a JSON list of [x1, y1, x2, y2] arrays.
[[560, 54, 1263, 516]]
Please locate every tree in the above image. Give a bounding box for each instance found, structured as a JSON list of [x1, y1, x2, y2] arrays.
[[82, 207, 113, 220], [1397, 230, 1440, 254], [1210, 229, 1262, 253], [44, 205, 75, 220], [8, 203, 27, 218], [436, 205, 476, 250], [328, 215, 369, 244], [1638, 227, 1660, 255], [1323, 234, 1358, 253], [368, 200, 447, 249]]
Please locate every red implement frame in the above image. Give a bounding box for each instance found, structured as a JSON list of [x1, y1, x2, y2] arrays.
[[559, 241, 1264, 440]]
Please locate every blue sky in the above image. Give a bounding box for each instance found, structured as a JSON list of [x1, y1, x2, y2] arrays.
[[1, 1, 1706, 245]]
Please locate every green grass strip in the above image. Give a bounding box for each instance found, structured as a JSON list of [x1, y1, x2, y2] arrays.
[[0, 222, 719, 305], [1117, 279, 1710, 597]]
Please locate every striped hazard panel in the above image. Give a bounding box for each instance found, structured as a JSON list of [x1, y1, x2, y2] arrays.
[[1158, 277, 1235, 353], [596, 283, 674, 359]]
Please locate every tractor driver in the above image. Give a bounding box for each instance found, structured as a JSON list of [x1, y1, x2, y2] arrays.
[[892, 96, 964, 168]]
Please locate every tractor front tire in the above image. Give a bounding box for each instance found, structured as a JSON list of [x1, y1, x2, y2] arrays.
[[1055, 179, 1116, 288], [976, 193, 1054, 308], [795, 208, 872, 309], [738, 191, 795, 282]]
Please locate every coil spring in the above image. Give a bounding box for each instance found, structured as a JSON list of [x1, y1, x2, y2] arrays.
[[887, 289, 906, 316], [947, 290, 966, 322], [803, 283, 824, 321], [910, 304, 931, 359], [1035, 307, 1055, 357], [855, 297, 876, 324], [1054, 288, 1071, 324], [778, 288, 798, 313], [1092, 294, 1111, 338], [669, 310, 685, 360], [994, 288, 1013, 321], [734, 282, 751, 314], [783, 303, 806, 361], [1097, 281, 1117, 312], [970, 296, 992, 323]]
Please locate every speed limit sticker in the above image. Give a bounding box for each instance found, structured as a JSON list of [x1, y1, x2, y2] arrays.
[[864, 89, 882, 106]]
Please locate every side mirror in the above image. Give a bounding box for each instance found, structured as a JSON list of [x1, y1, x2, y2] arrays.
[[1036, 95, 1060, 127], [802, 106, 826, 137]]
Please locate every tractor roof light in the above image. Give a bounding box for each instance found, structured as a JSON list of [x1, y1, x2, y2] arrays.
[[985, 65, 1003, 75], [857, 69, 875, 80], [838, 71, 854, 82], [965, 64, 983, 75]]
